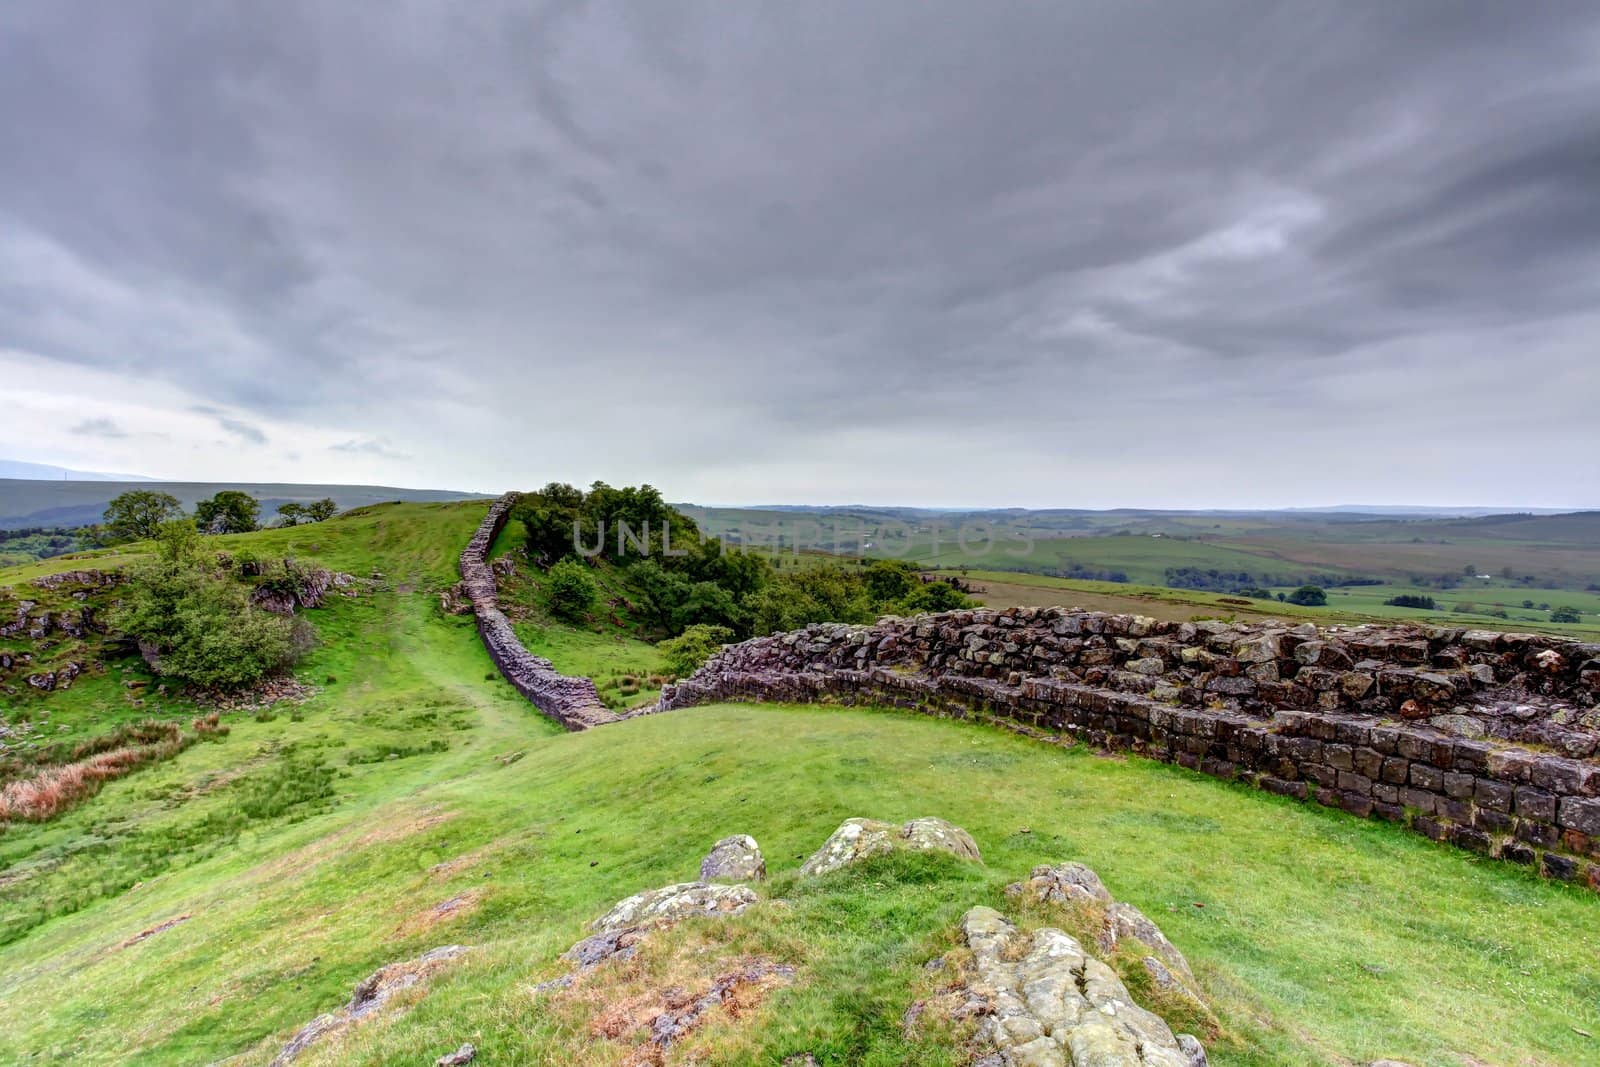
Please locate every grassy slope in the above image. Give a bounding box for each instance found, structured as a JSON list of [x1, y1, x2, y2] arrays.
[[3, 503, 1599, 1065]]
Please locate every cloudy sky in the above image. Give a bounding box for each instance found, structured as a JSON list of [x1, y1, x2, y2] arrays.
[[3, 2, 1598, 507]]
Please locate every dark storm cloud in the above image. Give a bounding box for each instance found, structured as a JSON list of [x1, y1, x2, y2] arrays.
[[2, 1, 1597, 504]]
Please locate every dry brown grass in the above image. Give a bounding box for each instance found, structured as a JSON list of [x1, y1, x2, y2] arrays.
[[0, 721, 190, 822]]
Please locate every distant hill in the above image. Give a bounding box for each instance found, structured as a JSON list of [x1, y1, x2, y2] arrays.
[[0, 479, 483, 529], [0, 459, 155, 482]]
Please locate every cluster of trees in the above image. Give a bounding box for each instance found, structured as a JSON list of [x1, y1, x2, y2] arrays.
[[1045, 563, 1130, 583], [1166, 566, 1374, 594], [512, 482, 973, 640], [1384, 594, 1437, 610], [110, 520, 311, 689], [100, 490, 339, 543]]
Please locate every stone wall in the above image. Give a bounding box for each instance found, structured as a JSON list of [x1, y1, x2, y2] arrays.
[[660, 607, 1600, 889], [460, 495, 618, 730]]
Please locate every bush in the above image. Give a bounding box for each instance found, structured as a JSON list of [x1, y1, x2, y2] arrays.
[[1286, 585, 1327, 607], [546, 558, 597, 621], [1550, 607, 1583, 623], [657, 624, 736, 677], [1384, 594, 1436, 610], [111, 557, 304, 690]]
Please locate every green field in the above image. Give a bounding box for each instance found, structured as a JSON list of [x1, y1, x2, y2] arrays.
[[4, 502, 1600, 1065]]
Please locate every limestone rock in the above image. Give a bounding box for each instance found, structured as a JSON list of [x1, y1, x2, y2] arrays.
[[800, 817, 980, 877], [1099, 902, 1194, 982], [1006, 862, 1114, 905], [435, 1043, 476, 1066], [946, 906, 1201, 1067], [699, 834, 766, 882], [589, 881, 757, 934]]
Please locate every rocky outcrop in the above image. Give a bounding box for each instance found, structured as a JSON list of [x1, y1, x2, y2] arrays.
[[561, 881, 759, 973], [700, 834, 767, 882], [936, 906, 1206, 1066], [248, 566, 358, 615], [799, 816, 982, 877], [459, 495, 616, 730], [270, 944, 470, 1065], [661, 608, 1600, 890]]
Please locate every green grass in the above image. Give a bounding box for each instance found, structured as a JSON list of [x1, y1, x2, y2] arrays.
[[5, 501, 1600, 1065]]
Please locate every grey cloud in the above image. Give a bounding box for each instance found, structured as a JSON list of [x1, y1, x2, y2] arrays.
[[329, 438, 411, 460], [70, 417, 129, 438], [1, 1, 1598, 505], [191, 405, 268, 445]]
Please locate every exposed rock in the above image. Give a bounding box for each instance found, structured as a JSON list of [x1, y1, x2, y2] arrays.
[[1099, 902, 1194, 982], [700, 834, 766, 882], [589, 881, 758, 934], [434, 1043, 476, 1066], [939, 906, 1203, 1067], [800, 816, 981, 877], [1007, 862, 1113, 905], [643, 959, 795, 1050], [562, 881, 759, 971], [270, 944, 469, 1065]]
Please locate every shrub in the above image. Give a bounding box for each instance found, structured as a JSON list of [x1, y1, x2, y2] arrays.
[[1286, 585, 1327, 607], [657, 624, 736, 677], [1384, 594, 1436, 610], [111, 557, 303, 690], [1550, 607, 1583, 623], [546, 558, 597, 621]]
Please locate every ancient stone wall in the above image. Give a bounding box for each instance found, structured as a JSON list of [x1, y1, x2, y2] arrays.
[[460, 495, 618, 730], [660, 607, 1600, 889]]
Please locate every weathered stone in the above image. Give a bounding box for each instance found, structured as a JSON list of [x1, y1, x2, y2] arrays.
[[699, 834, 766, 882], [942, 906, 1201, 1067], [1006, 862, 1113, 905], [800, 816, 980, 877], [588, 881, 757, 934]]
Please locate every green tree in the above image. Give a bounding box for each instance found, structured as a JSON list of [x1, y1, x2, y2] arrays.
[[103, 490, 183, 543], [276, 502, 307, 527], [195, 491, 260, 534], [863, 559, 918, 604], [1286, 585, 1327, 606], [516, 482, 588, 565], [1550, 606, 1583, 623], [546, 558, 597, 621], [153, 518, 203, 564], [900, 579, 971, 613], [656, 624, 735, 677], [306, 498, 338, 522]]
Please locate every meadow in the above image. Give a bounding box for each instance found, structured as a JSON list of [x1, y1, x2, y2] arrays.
[[3, 501, 1600, 1065]]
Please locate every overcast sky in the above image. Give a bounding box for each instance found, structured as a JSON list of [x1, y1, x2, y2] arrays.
[[3, 2, 1598, 508]]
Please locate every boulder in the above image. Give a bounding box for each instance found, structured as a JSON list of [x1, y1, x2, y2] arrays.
[[589, 881, 757, 934], [800, 817, 980, 877], [941, 906, 1202, 1067], [1099, 902, 1194, 982], [1006, 862, 1113, 905], [699, 834, 766, 882]]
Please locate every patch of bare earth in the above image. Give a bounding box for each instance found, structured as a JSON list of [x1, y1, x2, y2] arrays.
[[392, 891, 484, 939], [565, 952, 795, 1066], [119, 913, 192, 949]]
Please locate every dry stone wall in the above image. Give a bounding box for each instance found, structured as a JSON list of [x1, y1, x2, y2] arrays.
[[660, 607, 1600, 889], [460, 495, 617, 730]]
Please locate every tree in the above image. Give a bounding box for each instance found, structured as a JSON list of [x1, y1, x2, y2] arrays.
[[1286, 585, 1327, 607], [306, 498, 338, 522], [103, 490, 183, 543], [901, 579, 971, 613], [657, 624, 735, 677], [154, 518, 203, 564], [546, 558, 597, 621], [277, 502, 307, 527], [195, 491, 260, 534], [1550, 606, 1583, 624], [863, 559, 918, 604]]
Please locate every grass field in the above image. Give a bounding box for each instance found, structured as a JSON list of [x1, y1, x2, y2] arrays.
[[5, 501, 1600, 1065]]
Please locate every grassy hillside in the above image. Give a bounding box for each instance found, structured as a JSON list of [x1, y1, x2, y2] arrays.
[[3, 501, 1599, 1065], [0, 478, 479, 530]]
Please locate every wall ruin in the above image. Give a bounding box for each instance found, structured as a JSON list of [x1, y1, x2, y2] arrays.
[[660, 606, 1600, 889], [460, 495, 618, 730]]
